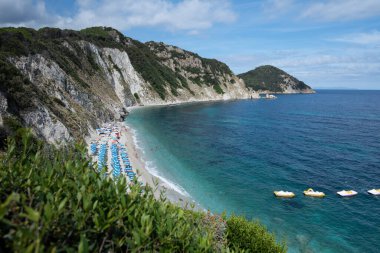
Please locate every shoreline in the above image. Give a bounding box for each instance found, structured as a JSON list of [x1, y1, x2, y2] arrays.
[[127, 91, 315, 112], [86, 120, 202, 210], [123, 123, 201, 209]]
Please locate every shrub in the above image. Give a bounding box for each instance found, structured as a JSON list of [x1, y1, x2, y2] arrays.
[[213, 84, 225, 94], [227, 215, 286, 253], [0, 130, 287, 252], [0, 131, 217, 252], [133, 92, 140, 101]]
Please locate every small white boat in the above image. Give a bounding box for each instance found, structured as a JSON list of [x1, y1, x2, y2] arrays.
[[368, 189, 380, 195], [337, 190, 358, 197], [265, 94, 277, 99], [303, 188, 325, 198], [274, 191, 295, 198]]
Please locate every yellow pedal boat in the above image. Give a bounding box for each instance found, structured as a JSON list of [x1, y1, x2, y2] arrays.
[[303, 188, 325, 198], [274, 191, 295, 198], [368, 189, 380, 195], [337, 190, 357, 197]]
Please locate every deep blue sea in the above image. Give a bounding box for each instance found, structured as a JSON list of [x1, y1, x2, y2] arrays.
[[126, 90, 380, 253]]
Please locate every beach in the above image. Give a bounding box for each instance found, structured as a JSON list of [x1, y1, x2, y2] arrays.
[[86, 119, 200, 210]]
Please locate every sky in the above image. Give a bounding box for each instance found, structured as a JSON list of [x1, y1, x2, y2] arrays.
[[1, 0, 380, 89]]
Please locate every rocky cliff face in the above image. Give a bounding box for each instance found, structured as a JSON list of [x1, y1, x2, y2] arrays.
[[0, 27, 313, 145], [0, 27, 257, 145], [146, 42, 251, 102]]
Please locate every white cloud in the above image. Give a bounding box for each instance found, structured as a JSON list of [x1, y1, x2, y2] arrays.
[[332, 31, 380, 45], [0, 0, 236, 33], [0, 0, 58, 27], [260, 0, 380, 22], [261, 0, 295, 19], [301, 0, 380, 21], [224, 48, 380, 84]]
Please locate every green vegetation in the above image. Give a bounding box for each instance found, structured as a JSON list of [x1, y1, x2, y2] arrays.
[[185, 66, 202, 74], [79, 27, 124, 49], [0, 26, 238, 101], [80, 27, 112, 38], [133, 92, 140, 102], [0, 116, 23, 150], [146, 41, 235, 90], [238, 65, 311, 92], [227, 216, 286, 252], [213, 84, 225, 94], [0, 50, 89, 140], [201, 58, 233, 77], [107, 55, 123, 78], [0, 131, 286, 252], [0, 57, 36, 111], [0, 27, 94, 89], [189, 76, 202, 86], [0, 131, 216, 251], [124, 39, 183, 99]]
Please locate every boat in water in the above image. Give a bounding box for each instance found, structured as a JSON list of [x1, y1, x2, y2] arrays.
[[303, 188, 325, 198], [337, 190, 358, 197], [274, 190, 295, 198], [367, 189, 380, 195], [265, 94, 277, 99]]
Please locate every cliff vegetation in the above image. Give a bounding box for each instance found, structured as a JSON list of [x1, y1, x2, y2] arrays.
[[238, 65, 312, 92]]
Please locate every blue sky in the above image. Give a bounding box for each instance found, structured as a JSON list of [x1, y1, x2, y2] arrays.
[[1, 0, 380, 89]]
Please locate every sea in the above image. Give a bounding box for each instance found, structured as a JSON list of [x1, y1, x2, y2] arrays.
[[125, 90, 380, 253]]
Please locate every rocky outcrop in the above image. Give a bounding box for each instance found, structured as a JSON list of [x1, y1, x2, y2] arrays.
[[146, 42, 253, 103], [0, 91, 7, 126], [238, 65, 314, 94], [21, 105, 71, 144]]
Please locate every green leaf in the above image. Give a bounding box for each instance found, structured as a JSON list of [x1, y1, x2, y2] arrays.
[[0, 193, 20, 218], [24, 206, 40, 223], [43, 203, 52, 221], [58, 197, 68, 212], [93, 200, 98, 210], [78, 234, 89, 253]]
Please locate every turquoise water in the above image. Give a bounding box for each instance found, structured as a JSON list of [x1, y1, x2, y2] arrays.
[[126, 90, 380, 253]]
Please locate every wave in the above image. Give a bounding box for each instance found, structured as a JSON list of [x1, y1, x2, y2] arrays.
[[145, 161, 190, 197], [127, 124, 190, 197]]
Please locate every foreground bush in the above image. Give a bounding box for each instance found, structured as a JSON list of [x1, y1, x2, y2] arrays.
[[0, 130, 217, 252], [227, 216, 286, 253], [0, 130, 285, 252]]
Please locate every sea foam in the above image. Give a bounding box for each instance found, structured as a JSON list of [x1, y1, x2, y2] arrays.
[[128, 125, 190, 197]]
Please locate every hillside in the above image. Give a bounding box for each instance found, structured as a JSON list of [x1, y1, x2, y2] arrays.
[[238, 65, 314, 93], [0, 27, 254, 145], [0, 27, 314, 146], [146, 41, 247, 97]]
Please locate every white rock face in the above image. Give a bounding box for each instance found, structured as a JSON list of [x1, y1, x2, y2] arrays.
[[278, 75, 315, 94], [6, 40, 259, 144], [21, 106, 71, 145], [10, 54, 84, 108], [102, 48, 157, 106], [0, 91, 7, 126]]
